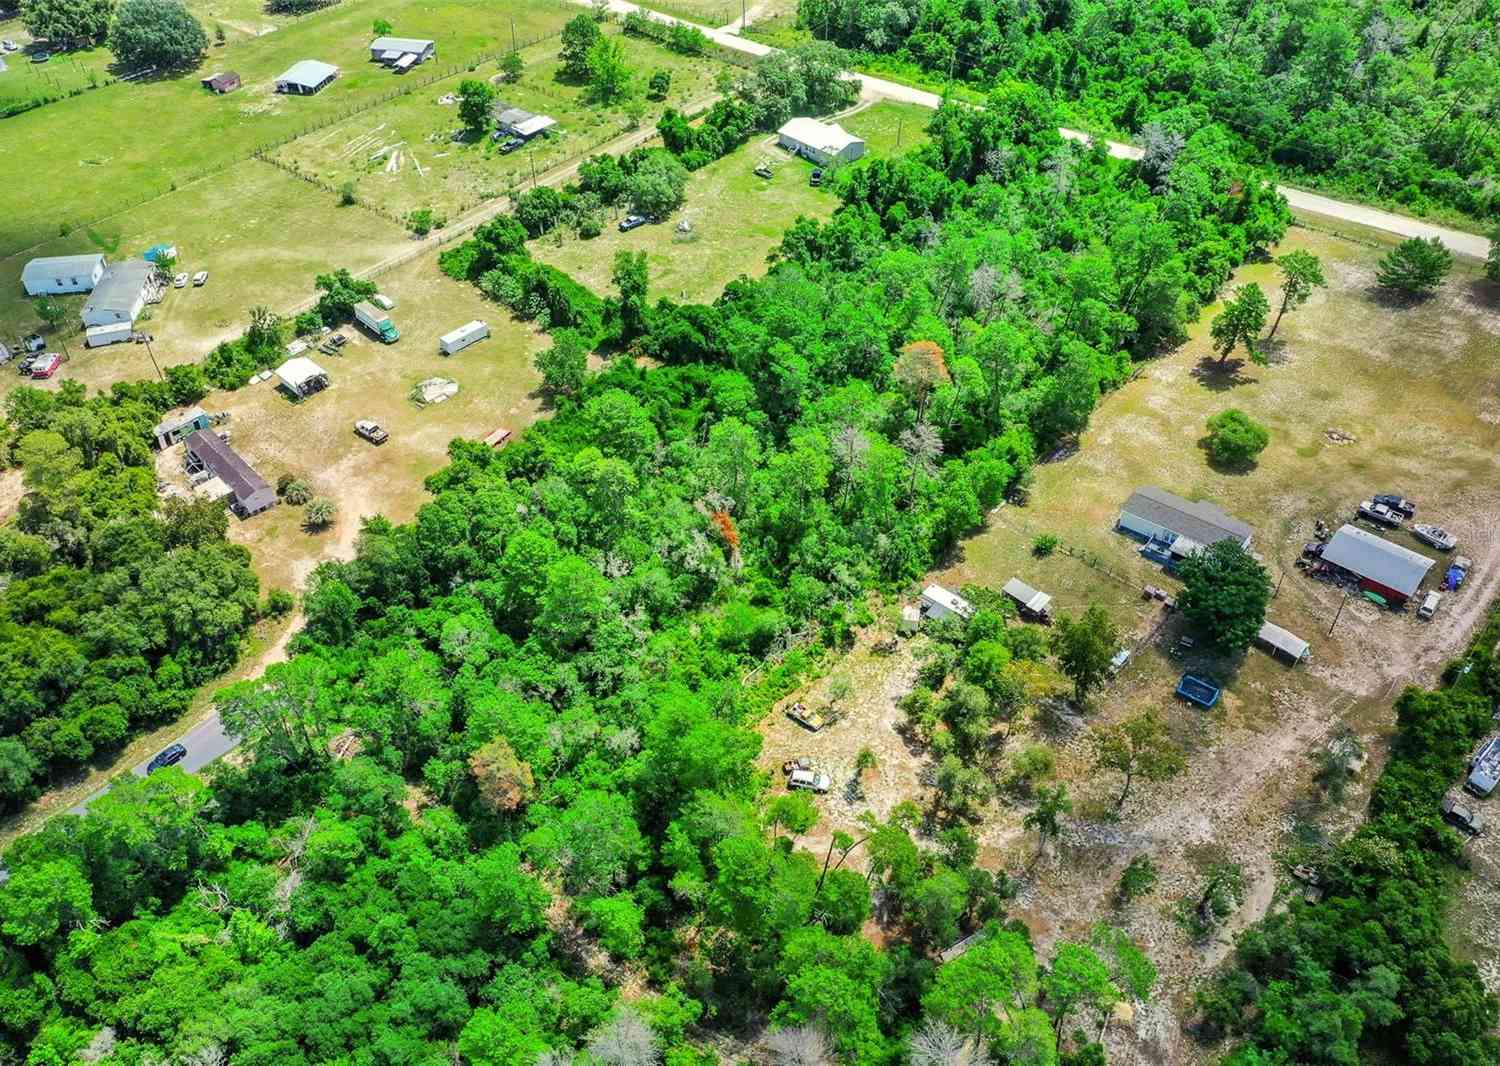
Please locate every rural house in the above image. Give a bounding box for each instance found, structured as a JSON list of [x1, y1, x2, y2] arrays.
[[1118, 485, 1253, 561], [276, 356, 330, 399], [184, 430, 276, 517], [22, 253, 106, 296], [201, 71, 240, 93], [369, 36, 435, 71], [920, 584, 974, 622], [494, 105, 557, 139], [81, 259, 156, 327], [777, 117, 867, 165], [276, 60, 339, 95], [152, 406, 213, 450], [1320, 524, 1435, 606]]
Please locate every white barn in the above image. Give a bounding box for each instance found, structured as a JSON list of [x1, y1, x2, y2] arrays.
[[369, 36, 435, 70], [276, 60, 339, 95], [81, 260, 155, 327], [22, 254, 106, 296], [777, 117, 866, 166], [920, 584, 974, 622]]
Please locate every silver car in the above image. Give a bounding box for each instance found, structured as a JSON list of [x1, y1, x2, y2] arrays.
[[787, 768, 831, 794]]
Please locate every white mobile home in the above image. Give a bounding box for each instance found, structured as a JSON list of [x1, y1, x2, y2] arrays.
[[777, 117, 866, 166], [1118, 486, 1253, 553], [370, 36, 435, 69], [22, 254, 106, 296], [440, 320, 489, 356], [81, 260, 156, 327], [920, 584, 974, 623]]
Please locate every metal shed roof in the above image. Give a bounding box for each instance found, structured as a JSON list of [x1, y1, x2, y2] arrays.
[[778, 116, 864, 153], [1256, 621, 1310, 662], [370, 36, 433, 53], [152, 405, 208, 438], [83, 260, 154, 315], [22, 254, 104, 286], [276, 356, 327, 390], [278, 60, 338, 88], [1002, 577, 1052, 614], [921, 584, 974, 617], [185, 430, 272, 508], [1321, 524, 1434, 597], [1121, 486, 1253, 547]]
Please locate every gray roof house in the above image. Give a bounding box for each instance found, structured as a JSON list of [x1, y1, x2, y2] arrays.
[[1321, 524, 1434, 604], [1118, 486, 1253, 553], [184, 430, 277, 517], [494, 105, 558, 138], [370, 36, 435, 70], [81, 259, 156, 328], [276, 60, 339, 95], [22, 254, 107, 296]]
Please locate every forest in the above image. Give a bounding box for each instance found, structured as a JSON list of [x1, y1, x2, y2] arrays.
[[796, 0, 1500, 223], [0, 85, 1295, 1065]]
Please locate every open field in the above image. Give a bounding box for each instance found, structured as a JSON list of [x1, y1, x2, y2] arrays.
[[272, 30, 729, 223], [636, 0, 737, 27], [0, 0, 576, 256], [532, 100, 929, 304], [757, 228, 1500, 1063], [0, 162, 411, 381]]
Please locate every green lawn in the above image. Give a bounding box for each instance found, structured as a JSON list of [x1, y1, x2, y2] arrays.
[[0, 0, 577, 256], [636, 0, 737, 28], [840, 99, 932, 156], [272, 30, 729, 224]]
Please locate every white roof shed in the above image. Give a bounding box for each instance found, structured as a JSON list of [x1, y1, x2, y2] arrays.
[[276, 356, 329, 396], [1256, 621, 1310, 663]]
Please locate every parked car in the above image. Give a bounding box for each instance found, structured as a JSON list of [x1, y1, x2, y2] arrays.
[[354, 419, 389, 445], [22, 334, 45, 353], [787, 767, 831, 794], [497, 136, 526, 154], [785, 701, 829, 732], [1358, 500, 1403, 527], [809, 168, 823, 186], [30, 353, 62, 379], [1412, 523, 1458, 551], [1373, 494, 1417, 516], [754, 161, 773, 178], [1443, 794, 1485, 836], [192, 270, 209, 287], [619, 214, 648, 232], [1, 39, 18, 52], [17, 354, 37, 375], [30, 50, 49, 63], [146, 743, 188, 774], [173, 272, 189, 288], [331, 333, 348, 347], [1418, 591, 1443, 620]]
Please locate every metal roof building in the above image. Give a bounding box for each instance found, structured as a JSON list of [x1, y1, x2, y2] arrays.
[[1321, 524, 1435, 603], [1256, 621, 1310, 663], [184, 430, 276, 517], [153, 406, 212, 450], [777, 116, 866, 165], [276, 60, 339, 95], [920, 584, 974, 622], [22, 253, 106, 296], [494, 105, 558, 138], [82, 259, 155, 327], [1118, 486, 1253, 551], [276, 356, 329, 398], [370, 36, 435, 69], [1002, 577, 1053, 619]]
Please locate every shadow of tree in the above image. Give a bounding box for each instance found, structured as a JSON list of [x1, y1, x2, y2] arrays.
[[1466, 277, 1500, 313], [1362, 283, 1437, 311], [1190, 355, 1258, 391]]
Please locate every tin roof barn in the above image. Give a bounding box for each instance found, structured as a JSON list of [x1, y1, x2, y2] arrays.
[[276, 60, 339, 95], [276, 356, 329, 399], [1002, 577, 1053, 620], [22, 253, 106, 296], [370, 36, 434, 70], [1321, 524, 1435, 604], [184, 430, 276, 517], [1118, 486, 1253, 555], [82, 260, 156, 327], [777, 116, 866, 166], [494, 105, 557, 138], [201, 71, 240, 93]]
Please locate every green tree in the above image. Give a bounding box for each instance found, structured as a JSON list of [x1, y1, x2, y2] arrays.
[[1090, 711, 1184, 811], [216, 657, 334, 768], [559, 13, 601, 81], [22, 0, 113, 43], [1176, 540, 1270, 653], [534, 327, 589, 397], [1204, 408, 1269, 469], [313, 268, 377, 325], [610, 249, 649, 340], [921, 926, 1044, 1046], [1487, 227, 1500, 283], [33, 295, 68, 341], [625, 150, 688, 218], [109, 0, 207, 69], [1113, 855, 1157, 907], [586, 34, 633, 103], [1209, 283, 1269, 365], [1376, 236, 1452, 297], [500, 50, 523, 83], [0, 857, 95, 946], [303, 496, 337, 530], [1023, 784, 1071, 860], [1183, 863, 1246, 937], [0, 737, 41, 808], [457, 78, 495, 138], [1266, 249, 1325, 339], [583, 894, 646, 959], [1052, 604, 1119, 703], [372, 16, 391, 33], [647, 68, 671, 99], [1043, 943, 1119, 1039]]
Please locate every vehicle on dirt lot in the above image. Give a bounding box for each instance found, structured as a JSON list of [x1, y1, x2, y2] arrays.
[[619, 214, 648, 232], [785, 702, 829, 732], [1373, 494, 1417, 515], [497, 136, 526, 154], [192, 271, 209, 287], [17, 354, 37, 375], [1418, 591, 1443, 620], [1302, 541, 1325, 558], [754, 161, 773, 178], [1412, 523, 1457, 551], [30, 353, 62, 379], [22, 334, 44, 353], [146, 743, 187, 774], [332, 333, 348, 347], [172, 272, 189, 288], [787, 768, 831, 794], [354, 420, 388, 445], [1442, 794, 1485, 836], [1, 40, 18, 52], [1357, 500, 1403, 527], [782, 756, 813, 776]]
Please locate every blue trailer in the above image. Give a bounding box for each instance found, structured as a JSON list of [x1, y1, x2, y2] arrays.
[[1176, 673, 1221, 709]]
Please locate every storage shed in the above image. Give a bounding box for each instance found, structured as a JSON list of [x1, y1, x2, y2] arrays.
[[1002, 577, 1053, 621], [22, 253, 105, 296], [276, 356, 330, 399], [201, 71, 240, 93], [184, 430, 276, 517], [276, 60, 339, 95], [81, 260, 156, 327], [153, 406, 213, 449], [777, 116, 866, 166], [494, 105, 558, 138], [920, 584, 974, 622], [1255, 621, 1310, 663], [1118, 486, 1253, 555], [440, 320, 489, 355], [1320, 524, 1435, 606], [369, 36, 435, 69], [85, 322, 133, 348]]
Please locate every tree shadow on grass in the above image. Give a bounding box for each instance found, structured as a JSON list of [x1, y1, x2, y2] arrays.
[[1465, 277, 1500, 314], [1190, 356, 1257, 392], [1362, 283, 1437, 311]]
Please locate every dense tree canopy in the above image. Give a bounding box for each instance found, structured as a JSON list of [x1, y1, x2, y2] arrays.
[[108, 0, 206, 70]]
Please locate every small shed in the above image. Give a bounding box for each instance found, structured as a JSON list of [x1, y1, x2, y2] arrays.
[[776, 116, 866, 166], [369, 36, 435, 68], [440, 320, 489, 356], [22, 253, 105, 296], [276, 60, 339, 95], [201, 71, 240, 93], [1002, 577, 1053, 621], [276, 356, 329, 398], [153, 406, 213, 449], [1321, 524, 1434, 606], [494, 105, 558, 139], [1255, 621, 1310, 664], [1468, 736, 1500, 797], [482, 427, 513, 448], [920, 584, 974, 623]]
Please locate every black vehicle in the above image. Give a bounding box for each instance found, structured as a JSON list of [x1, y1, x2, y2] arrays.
[[17, 354, 37, 375], [146, 743, 188, 774], [331, 333, 348, 347], [1373, 493, 1417, 516], [618, 214, 648, 232], [497, 136, 526, 154], [809, 168, 823, 187]]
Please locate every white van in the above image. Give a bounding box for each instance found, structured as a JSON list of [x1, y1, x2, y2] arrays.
[[1418, 591, 1443, 620]]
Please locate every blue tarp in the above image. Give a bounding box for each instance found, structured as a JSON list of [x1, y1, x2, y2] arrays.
[[143, 243, 176, 262], [1446, 566, 1466, 590]]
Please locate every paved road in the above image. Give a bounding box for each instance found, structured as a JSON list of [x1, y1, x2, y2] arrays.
[[65, 714, 238, 815], [623, 0, 1494, 261]]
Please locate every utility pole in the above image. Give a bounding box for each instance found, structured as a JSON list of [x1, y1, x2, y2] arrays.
[[510, 17, 516, 53], [895, 117, 903, 149], [530, 152, 538, 187], [143, 336, 164, 381], [1327, 590, 1349, 637], [740, 0, 746, 31]]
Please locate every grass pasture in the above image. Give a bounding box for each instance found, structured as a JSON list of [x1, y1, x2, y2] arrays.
[[271, 30, 728, 224], [0, 0, 577, 257]]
